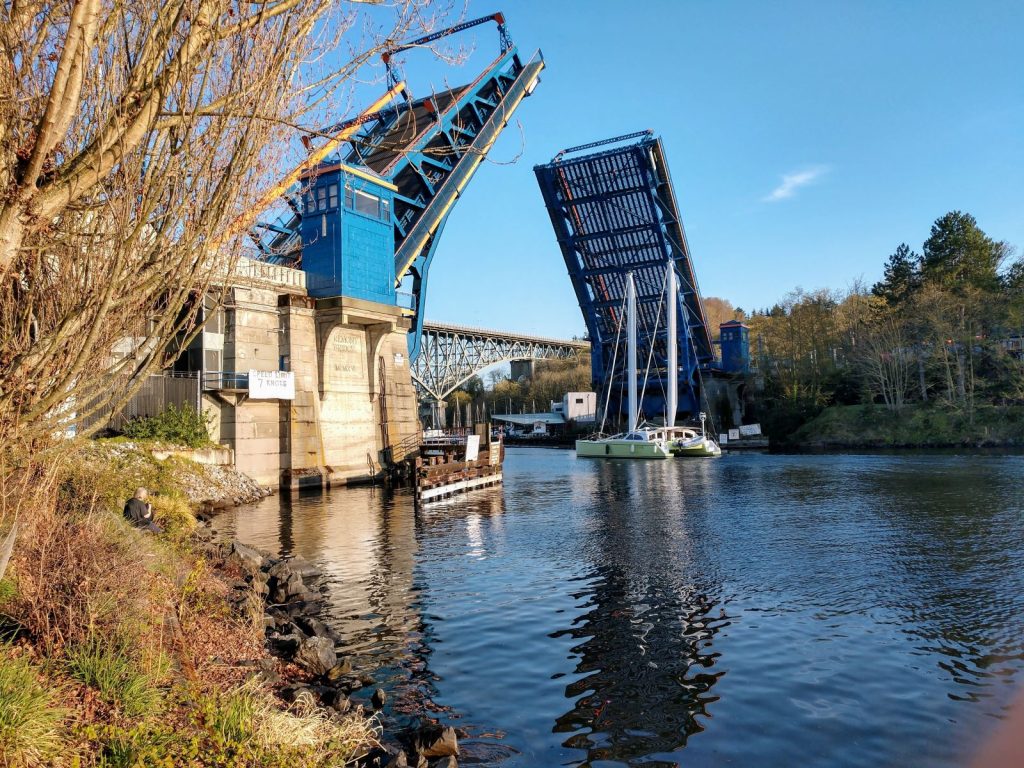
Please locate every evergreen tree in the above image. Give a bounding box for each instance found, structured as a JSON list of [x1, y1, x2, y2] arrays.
[[921, 211, 1004, 293], [1004, 258, 1024, 294], [872, 243, 921, 306]]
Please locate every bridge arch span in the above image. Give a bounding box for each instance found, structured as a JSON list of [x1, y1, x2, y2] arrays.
[[411, 321, 590, 402]]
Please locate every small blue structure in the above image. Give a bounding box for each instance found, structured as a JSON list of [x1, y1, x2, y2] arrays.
[[300, 165, 396, 302], [718, 320, 750, 373]]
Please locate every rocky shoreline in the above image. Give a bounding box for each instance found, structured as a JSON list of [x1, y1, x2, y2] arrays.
[[210, 535, 461, 768], [128, 440, 466, 766], [83, 439, 273, 509]]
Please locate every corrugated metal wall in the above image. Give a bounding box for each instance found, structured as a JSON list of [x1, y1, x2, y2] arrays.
[[79, 373, 199, 433]]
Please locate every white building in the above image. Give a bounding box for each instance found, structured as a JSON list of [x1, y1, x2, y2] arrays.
[[490, 391, 597, 436], [552, 391, 597, 423]]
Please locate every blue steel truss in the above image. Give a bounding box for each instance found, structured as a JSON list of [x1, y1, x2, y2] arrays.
[[251, 28, 544, 361], [534, 132, 713, 423], [364, 47, 544, 359]]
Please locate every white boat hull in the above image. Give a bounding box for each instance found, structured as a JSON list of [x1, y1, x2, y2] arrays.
[[670, 437, 722, 458]]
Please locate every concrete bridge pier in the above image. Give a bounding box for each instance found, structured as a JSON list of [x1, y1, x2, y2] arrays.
[[200, 266, 421, 489], [703, 374, 748, 430], [199, 269, 592, 489], [277, 294, 325, 488], [313, 296, 419, 485], [428, 399, 446, 429]]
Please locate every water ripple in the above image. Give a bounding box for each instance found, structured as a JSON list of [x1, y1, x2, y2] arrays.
[[216, 450, 1024, 767]]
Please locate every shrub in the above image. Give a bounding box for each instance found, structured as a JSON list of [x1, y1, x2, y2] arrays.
[[760, 396, 824, 442], [11, 505, 146, 651], [66, 637, 164, 719], [175, 559, 229, 632], [121, 404, 212, 448], [8, 444, 195, 653], [151, 492, 197, 542], [85, 721, 184, 768], [0, 650, 67, 765]]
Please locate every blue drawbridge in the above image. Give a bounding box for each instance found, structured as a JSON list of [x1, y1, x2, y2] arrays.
[[250, 13, 544, 360], [534, 131, 714, 424]]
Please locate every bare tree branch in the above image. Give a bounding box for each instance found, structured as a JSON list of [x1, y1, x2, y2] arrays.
[[0, 0, 455, 452]]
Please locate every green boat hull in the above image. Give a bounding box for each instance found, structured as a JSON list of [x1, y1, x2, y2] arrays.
[[670, 438, 722, 458], [576, 438, 672, 459]]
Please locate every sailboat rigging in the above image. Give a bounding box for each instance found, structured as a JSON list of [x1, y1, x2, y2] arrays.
[[576, 264, 721, 460]]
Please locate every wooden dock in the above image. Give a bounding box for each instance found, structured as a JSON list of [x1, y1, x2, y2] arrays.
[[410, 425, 504, 505]]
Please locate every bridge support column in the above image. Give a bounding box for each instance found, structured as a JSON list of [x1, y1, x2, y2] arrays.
[[315, 296, 420, 484], [431, 398, 446, 429], [510, 359, 535, 382], [702, 375, 747, 430]]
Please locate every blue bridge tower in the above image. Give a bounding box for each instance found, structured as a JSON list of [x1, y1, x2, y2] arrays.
[[300, 164, 396, 303], [718, 320, 750, 373], [252, 13, 544, 360]]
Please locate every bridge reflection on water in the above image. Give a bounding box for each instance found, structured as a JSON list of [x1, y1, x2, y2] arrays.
[[551, 460, 727, 764]]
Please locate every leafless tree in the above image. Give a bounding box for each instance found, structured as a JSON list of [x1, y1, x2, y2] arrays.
[[858, 315, 912, 413], [0, 0, 455, 455]]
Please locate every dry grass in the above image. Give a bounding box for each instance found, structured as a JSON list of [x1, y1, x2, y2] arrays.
[[8, 500, 149, 653], [0, 440, 381, 766], [203, 681, 381, 764], [2, 443, 198, 652], [152, 492, 198, 542]]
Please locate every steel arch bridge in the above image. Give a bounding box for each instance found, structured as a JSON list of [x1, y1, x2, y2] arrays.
[[411, 321, 590, 401]]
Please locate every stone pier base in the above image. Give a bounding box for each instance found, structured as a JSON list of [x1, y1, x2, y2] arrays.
[[202, 267, 420, 488]]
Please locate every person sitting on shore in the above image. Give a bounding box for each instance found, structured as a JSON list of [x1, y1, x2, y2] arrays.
[[123, 487, 162, 533]]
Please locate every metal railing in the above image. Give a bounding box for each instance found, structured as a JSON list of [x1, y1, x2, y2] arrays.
[[421, 427, 478, 446], [202, 370, 249, 391]]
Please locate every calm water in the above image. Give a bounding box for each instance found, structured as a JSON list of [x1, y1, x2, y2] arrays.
[[217, 449, 1024, 767]]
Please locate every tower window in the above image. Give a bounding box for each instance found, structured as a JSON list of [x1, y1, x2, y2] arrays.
[[354, 189, 380, 218]]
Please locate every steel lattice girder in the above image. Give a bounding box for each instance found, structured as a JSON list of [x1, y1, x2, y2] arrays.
[[533, 133, 713, 419], [411, 322, 589, 401], [251, 38, 546, 361], [348, 47, 545, 361]]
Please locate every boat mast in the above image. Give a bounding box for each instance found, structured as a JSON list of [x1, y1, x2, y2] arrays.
[[626, 272, 638, 432], [666, 262, 677, 428]]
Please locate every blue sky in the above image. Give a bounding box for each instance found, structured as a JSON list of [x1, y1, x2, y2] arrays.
[[355, 0, 1024, 338]]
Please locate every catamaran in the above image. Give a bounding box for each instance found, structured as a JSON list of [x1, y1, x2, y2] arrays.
[[575, 272, 672, 459], [575, 264, 721, 460]]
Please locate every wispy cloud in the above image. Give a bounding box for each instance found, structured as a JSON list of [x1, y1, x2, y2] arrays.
[[763, 165, 829, 202]]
